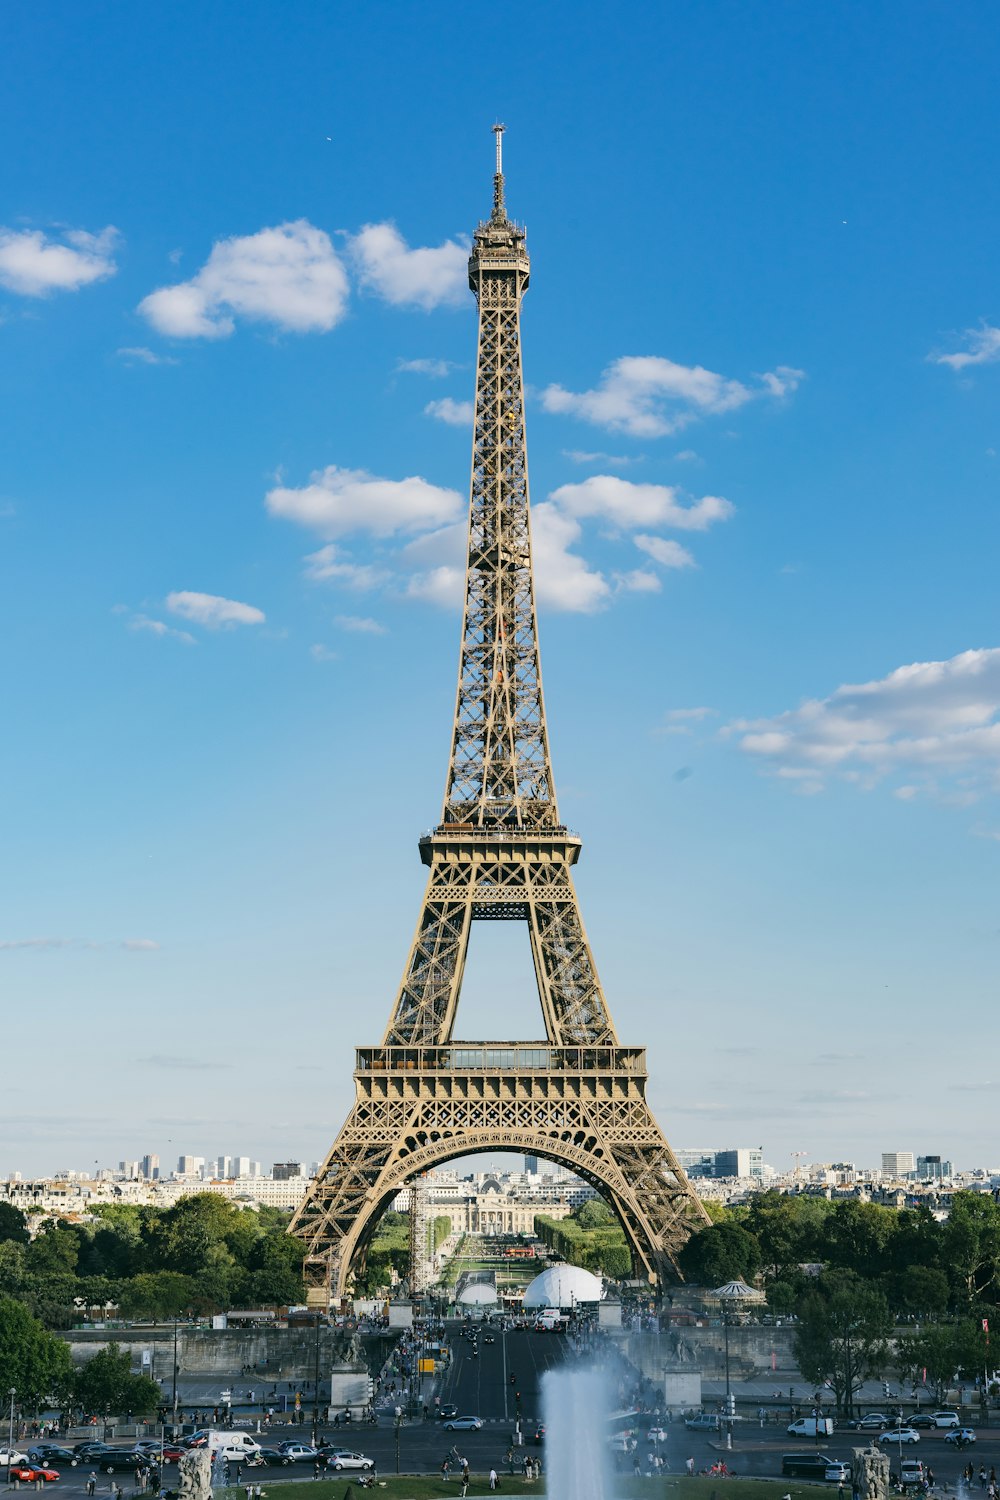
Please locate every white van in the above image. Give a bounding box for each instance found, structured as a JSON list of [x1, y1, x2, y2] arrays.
[[787, 1416, 834, 1438], [207, 1431, 262, 1462]]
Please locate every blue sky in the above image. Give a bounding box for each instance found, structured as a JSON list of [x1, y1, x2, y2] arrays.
[[2, 2, 998, 1180]]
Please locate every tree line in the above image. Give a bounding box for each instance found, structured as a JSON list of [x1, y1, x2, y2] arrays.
[[0, 1298, 161, 1418], [0, 1194, 305, 1329], [678, 1190, 1000, 1417]]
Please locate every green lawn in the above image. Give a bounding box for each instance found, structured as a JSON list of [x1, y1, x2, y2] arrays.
[[216, 1475, 828, 1500]]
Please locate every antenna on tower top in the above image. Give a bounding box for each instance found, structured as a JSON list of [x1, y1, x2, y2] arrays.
[[491, 122, 507, 222]]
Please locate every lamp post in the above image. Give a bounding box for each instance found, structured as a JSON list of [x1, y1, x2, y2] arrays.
[[311, 1314, 322, 1447], [171, 1317, 179, 1432], [722, 1305, 733, 1451], [7, 1389, 15, 1492], [393, 1407, 402, 1474]]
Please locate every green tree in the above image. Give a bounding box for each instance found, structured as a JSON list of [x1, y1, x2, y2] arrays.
[[884, 1265, 950, 1319], [74, 1342, 160, 1417], [825, 1201, 897, 1279], [0, 1242, 27, 1297], [792, 1274, 892, 1418], [942, 1194, 1000, 1306], [26, 1224, 79, 1277], [897, 1322, 965, 1402], [678, 1221, 761, 1286], [743, 1192, 831, 1278], [575, 1199, 614, 1230], [0, 1204, 29, 1245], [118, 1272, 198, 1320], [0, 1296, 74, 1409]]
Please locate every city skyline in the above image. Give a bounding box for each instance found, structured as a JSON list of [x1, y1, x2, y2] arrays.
[[2, 4, 999, 1177]]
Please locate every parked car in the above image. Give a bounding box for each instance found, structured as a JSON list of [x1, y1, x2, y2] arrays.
[[929, 1411, 960, 1428], [444, 1417, 483, 1431], [325, 1452, 375, 1472], [781, 1454, 851, 1481], [10, 1465, 60, 1484], [685, 1414, 721, 1432], [909, 1416, 937, 1430], [879, 1427, 920, 1446], [73, 1444, 114, 1461], [854, 1414, 890, 1431], [27, 1447, 77, 1467], [944, 1428, 977, 1446]]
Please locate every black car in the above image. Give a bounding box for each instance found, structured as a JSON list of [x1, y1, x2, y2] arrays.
[[909, 1416, 936, 1429], [28, 1447, 78, 1467], [436, 1405, 459, 1420], [82, 1449, 145, 1475], [74, 1444, 116, 1461], [782, 1454, 851, 1481]]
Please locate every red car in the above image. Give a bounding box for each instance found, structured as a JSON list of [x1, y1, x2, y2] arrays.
[[10, 1465, 60, 1483]]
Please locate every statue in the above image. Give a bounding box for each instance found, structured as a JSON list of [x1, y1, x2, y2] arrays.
[[178, 1448, 213, 1500], [852, 1444, 889, 1500]]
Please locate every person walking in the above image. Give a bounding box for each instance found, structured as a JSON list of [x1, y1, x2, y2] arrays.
[[685, 1457, 695, 1476], [489, 1468, 498, 1490], [87, 1474, 97, 1496], [462, 1458, 470, 1483]]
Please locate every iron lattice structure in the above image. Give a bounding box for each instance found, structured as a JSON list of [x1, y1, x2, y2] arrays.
[[290, 129, 709, 1300]]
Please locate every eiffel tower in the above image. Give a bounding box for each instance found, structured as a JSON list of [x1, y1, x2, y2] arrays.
[[290, 127, 709, 1301]]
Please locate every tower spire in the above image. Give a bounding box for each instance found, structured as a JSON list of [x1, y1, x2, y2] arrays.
[[492, 121, 506, 222]]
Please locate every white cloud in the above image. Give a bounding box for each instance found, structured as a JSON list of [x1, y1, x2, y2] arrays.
[[165, 591, 265, 628], [531, 503, 611, 613], [541, 355, 803, 437], [667, 707, 715, 722], [117, 346, 179, 366], [550, 474, 734, 531], [0, 225, 119, 297], [303, 545, 389, 591], [425, 397, 474, 426], [562, 449, 636, 467], [127, 612, 196, 645], [139, 220, 349, 339], [335, 614, 387, 635], [121, 939, 160, 951], [310, 644, 339, 663], [267, 465, 462, 539], [731, 647, 1000, 798], [350, 222, 469, 310], [615, 569, 662, 594], [934, 324, 1000, 371], [406, 565, 465, 607], [634, 534, 696, 569], [397, 357, 458, 377]]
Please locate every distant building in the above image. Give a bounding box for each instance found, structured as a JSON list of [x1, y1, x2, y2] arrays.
[[272, 1162, 305, 1181], [523, 1155, 539, 1174], [917, 1155, 953, 1179], [675, 1150, 717, 1179], [714, 1148, 764, 1180], [141, 1154, 159, 1181], [882, 1151, 916, 1177]]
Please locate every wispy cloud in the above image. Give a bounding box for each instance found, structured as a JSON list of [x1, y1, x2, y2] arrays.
[[124, 611, 196, 645], [550, 475, 734, 531], [139, 221, 349, 339], [424, 397, 474, 426], [334, 615, 388, 635], [117, 346, 179, 366], [310, 643, 339, 663], [542, 355, 803, 437], [396, 357, 459, 378], [165, 591, 265, 628], [0, 225, 119, 297], [933, 324, 1000, 371], [349, 223, 469, 310], [562, 449, 637, 467], [730, 646, 1000, 800]]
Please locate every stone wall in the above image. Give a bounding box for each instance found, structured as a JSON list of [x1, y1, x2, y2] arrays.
[[62, 1326, 361, 1377]]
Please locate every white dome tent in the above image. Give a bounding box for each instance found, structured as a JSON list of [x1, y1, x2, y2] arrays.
[[522, 1264, 603, 1309]]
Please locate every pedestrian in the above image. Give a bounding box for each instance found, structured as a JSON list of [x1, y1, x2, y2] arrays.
[[87, 1474, 97, 1496], [489, 1468, 498, 1491], [505, 1448, 514, 1476], [685, 1457, 695, 1476], [313, 1461, 322, 1481], [460, 1479, 469, 1499], [254, 1486, 262, 1500], [462, 1458, 470, 1482], [441, 1458, 451, 1481], [927, 1470, 935, 1489]]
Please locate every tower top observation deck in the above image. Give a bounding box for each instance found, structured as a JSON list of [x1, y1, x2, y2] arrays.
[[469, 123, 530, 287]]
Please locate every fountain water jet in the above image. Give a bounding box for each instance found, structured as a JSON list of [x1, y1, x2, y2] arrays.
[[542, 1366, 612, 1500]]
